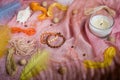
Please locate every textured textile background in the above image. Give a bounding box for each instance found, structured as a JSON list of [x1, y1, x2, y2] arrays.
[[0, 0, 120, 80]]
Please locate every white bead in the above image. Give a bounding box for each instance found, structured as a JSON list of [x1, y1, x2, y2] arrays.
[[42, 1, 47, 7], [19, 59, 27, 66], [53, 17, 60, 23]]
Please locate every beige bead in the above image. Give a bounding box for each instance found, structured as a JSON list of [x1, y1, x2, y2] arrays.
[[108, 36, 115, 42], [48, 36, 58, 43], [58, 67, 67, 75], [19, 59, 27, 66], [72, 9, 78, 15], [42, 1, 47, 7], [53, 17, 60, 23]]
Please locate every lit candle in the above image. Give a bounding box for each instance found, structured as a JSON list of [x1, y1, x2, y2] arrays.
[[89, 15, 114, 37]]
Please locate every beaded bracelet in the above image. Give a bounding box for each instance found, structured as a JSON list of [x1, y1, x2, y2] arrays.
[[40, 32, 54, 44], [46, 33, 66, 48], [48, 35, 58, 43]]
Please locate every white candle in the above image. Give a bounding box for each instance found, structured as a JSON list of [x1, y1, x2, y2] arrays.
[[89, 15, 114, 37], [55, 0, 74, 5]]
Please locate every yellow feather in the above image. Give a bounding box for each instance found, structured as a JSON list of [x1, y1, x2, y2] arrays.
[[20, 50, 50, 80], [0, 25, 11, 58]]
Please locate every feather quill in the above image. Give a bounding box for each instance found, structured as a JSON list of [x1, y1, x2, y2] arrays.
[[20, 50, 50, 80], [6, 48, 17, 76], [0, 25, 11, 58]]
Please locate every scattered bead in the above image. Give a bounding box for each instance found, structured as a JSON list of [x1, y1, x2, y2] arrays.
[[24, 25, 28, 27], [107, 36, 115, 42], [19, 59, 27, 66], [72, 9, 78, 15], [83, 53, 86, 56], [50, 24, 53, 26], [58, 67, 66, 75], [42, 1, 47, 7], [71, 46, 74, 48], [53, 17, 60, 24]]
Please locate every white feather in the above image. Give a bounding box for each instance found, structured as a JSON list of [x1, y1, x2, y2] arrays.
[[16, 7, 31, 24]]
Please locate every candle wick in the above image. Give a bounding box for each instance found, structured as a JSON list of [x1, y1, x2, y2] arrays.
[[100, 23, 103, 25]]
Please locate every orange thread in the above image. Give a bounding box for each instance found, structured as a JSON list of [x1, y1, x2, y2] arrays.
[[11, 27, 22, 33], [11, 27, 36, 36], [30, 2, 48, 20], [24, 28, 36, 36]]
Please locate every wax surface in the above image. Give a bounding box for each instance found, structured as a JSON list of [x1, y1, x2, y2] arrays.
[[89, 15, 114, 37], [91, 15, 112, 29]]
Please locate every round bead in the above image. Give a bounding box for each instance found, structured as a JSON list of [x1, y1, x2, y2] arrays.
[[72, 9, 78, 15], [42, 1, 47, 7], [53, 17, 60, 23], [58, 67, 67, 75], [19, 59, 27, 66]]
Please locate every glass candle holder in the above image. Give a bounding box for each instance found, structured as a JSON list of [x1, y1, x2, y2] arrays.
[[89, 13, 114, 37]]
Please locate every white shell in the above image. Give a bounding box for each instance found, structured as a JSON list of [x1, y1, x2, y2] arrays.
[[55, 0, 74, 5], [16, 7, 31, 24]]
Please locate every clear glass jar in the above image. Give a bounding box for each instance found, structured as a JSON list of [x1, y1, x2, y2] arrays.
[[89, 13, 114, 37]]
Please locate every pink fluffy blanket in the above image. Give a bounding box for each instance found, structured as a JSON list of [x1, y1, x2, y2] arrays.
[[0, 0, 120, 80]]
